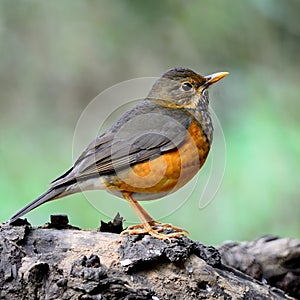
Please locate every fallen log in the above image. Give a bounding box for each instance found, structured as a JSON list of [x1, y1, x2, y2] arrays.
[[0, 215, 298, 299]]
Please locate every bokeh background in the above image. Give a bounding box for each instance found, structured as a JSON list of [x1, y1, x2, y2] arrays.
[[1, 0, 299, 245]]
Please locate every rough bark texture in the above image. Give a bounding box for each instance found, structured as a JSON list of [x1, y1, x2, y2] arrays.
[[218, 236, 300, 299], [0, 216, 298, 300]]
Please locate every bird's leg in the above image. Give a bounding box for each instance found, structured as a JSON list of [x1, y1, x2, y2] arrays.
[[121, 192, 188, 240]]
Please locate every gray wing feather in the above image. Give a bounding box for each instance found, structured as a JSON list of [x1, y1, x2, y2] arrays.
[[52, 100, 193, 187]]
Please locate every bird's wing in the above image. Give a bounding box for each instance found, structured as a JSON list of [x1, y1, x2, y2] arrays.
[[51, 101, 194, 186]]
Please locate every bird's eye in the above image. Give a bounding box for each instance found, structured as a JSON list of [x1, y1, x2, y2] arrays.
[[181, 82, 193, 91]]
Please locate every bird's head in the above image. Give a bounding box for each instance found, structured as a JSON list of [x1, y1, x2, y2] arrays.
[[147, 67, 228, 109]]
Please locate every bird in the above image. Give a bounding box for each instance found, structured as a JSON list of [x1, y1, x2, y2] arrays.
[[9, 67, 228, 239]]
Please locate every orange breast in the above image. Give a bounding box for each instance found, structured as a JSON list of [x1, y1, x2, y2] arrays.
[[104, 121, 210, 194]]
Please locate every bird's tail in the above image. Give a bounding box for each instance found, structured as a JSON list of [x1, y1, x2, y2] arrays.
[[9, 186, 68, 224]]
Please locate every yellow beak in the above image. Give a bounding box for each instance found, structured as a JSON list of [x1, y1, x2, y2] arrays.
[[204, 72, 229, 85]]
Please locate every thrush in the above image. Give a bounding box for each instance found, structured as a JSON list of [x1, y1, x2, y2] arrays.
[[9, 67, 228, 239]]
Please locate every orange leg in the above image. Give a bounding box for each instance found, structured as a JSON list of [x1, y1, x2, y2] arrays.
[[121, 192, 188, 240]]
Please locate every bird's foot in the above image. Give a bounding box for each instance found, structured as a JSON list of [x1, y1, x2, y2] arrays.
[[121, 221, 188, 240]]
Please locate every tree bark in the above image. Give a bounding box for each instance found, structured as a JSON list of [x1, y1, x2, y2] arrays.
[[0, 216, 298, 300]]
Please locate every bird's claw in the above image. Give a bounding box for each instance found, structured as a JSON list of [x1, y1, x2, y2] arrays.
[[121, 221, 188, 240]]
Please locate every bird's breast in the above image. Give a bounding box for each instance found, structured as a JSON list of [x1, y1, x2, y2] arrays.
[[103, 121, 210, 197]]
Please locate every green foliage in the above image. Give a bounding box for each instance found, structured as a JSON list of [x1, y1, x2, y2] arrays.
[[1, 0, 299, 244]]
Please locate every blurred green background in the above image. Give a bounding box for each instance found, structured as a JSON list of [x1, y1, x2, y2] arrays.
[[1, 0, 299, 245]]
